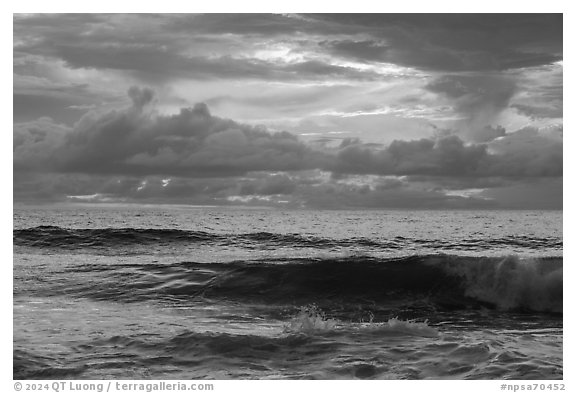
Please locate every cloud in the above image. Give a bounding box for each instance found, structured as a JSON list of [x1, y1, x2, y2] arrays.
[[18, 14, 559, 75], [316, 14, 562, 72], [13, 65, 111, 124], [425, 74, 517, 142], [15, 14, 562, 86], [167, 14, 323, 37], [14, 14, 562, 142], [237, 173, 298, 196], [332, 136, 487, 176], [13, 86, 562, 209], [510, 62, 563, 121], [12, 14, 562, 210], [513, 103, 562, 120], [14, 87, 328, 177], [331, 130, 562, 179], [486, 127, 563, 177], [299, 182, 492, 209], [16, 39, 380, 82], [14, 87, 562, 181], [14, 117, 69, 171], [13, 94, 92, 125], [13, 169, 561, 210], [127, 86, 155, 108]]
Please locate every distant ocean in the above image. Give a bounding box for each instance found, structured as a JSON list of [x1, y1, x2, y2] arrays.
[[13, 205, 562, 379]]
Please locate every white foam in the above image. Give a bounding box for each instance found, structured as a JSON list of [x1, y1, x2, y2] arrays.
[[283, 305, 439, 338], [283, 305, 337, 334], [366, 317, 439, 338]]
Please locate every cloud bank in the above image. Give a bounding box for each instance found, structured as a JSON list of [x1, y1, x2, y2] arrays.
[[14, 87, 562, 209]]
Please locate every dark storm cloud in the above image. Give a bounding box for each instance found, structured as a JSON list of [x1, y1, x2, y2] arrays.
[[315, 14, 562, 71], [13, 84, 562, 210], [425, 74, 517, 142], [427, 74, 516, 111], [330, 131, 562, 178], [332, 136, 488, 177], [486, 127, 563, 177], [14, 87, 562, 182], [426, 75, 516, 106], [14, 87, 328, 177], [14, 117, 70, 172]]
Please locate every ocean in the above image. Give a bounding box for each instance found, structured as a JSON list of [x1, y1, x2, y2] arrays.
[[13, 204, 563, 380]]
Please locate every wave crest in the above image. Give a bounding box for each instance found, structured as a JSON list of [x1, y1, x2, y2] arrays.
[[38, 255, 562, 314], [433, 255, 563, 312]]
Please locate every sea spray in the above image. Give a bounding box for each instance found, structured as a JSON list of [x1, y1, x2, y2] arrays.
[[432, 255, 563, 312], [284, 304, 337, 334], [371, 317, 439, 338], [284, 305, 439, 338]]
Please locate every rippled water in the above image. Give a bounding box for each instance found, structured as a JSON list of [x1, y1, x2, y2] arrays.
[[13, 205, 563, 379]]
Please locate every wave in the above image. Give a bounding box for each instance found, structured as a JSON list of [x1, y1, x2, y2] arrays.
[[439, 256, 563, 313], [13, 226, 222, 249], [15, 319, 562, 380], [44, 254, 562, 314], [13, 225, 562, 252]]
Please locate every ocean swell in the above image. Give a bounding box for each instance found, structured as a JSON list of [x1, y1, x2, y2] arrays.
[[25, 255, 562, 314], [13, 226, 562, 253]]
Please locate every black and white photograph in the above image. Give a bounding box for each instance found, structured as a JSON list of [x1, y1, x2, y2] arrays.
[[13, 13, 563, 381]]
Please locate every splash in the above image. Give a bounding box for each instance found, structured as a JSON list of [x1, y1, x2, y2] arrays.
[[283, 305, 337, 334], [368, 317, 439, 338], [284, 305, 439, 338]]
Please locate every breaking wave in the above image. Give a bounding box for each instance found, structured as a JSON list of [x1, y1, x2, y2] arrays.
[[29, 254, 562, 314]]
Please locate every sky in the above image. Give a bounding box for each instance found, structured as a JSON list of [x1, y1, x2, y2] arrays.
[[13, 13, 563, 209]]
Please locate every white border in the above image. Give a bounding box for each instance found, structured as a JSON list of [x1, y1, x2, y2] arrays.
[[5, 4, 571, 392]]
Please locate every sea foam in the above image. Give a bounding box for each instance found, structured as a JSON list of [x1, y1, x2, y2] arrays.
[[284, 305, 439, 337]]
